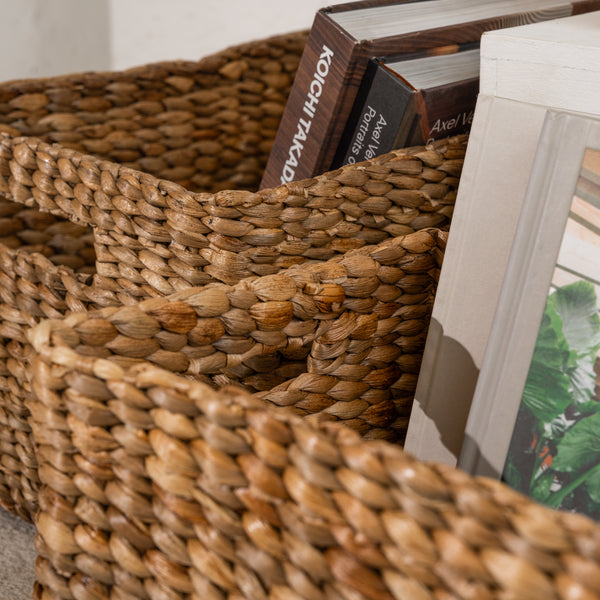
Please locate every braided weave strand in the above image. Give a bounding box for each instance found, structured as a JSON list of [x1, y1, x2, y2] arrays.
[[27, 332, 600, 600], [0, 26, 467, 521]]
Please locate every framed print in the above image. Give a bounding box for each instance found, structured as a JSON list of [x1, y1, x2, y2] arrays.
[[459, 110, 600, 518]]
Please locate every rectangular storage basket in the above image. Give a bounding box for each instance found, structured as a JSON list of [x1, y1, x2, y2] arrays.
[[28, 316, 600, 600], [0, 31, 466, 522]]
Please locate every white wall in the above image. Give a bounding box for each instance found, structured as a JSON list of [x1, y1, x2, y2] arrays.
[[0, 0, 350, 81], [108, 0, 349, 70], [0, 0, 110, 81]]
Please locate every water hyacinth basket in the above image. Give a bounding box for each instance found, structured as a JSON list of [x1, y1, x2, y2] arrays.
[[28, 320, 600, 600], [0, 29, 466, 522]]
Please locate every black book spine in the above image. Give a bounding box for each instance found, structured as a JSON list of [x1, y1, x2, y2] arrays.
[[331, 59, 415, 168]]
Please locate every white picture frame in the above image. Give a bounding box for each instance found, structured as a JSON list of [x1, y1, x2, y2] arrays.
[[459, 109, 600, 513]]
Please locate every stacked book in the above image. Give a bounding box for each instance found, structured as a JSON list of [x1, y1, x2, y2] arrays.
[[260, 0, 594, 188]]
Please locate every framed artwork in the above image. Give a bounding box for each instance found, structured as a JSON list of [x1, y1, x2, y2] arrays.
[[459, 110, 600, 518]]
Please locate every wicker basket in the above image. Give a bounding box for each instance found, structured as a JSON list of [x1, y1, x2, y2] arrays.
[[0, 29, 466, 522], [29, 324, 600, 600], [30, 225, 446, 439], [0, 29, 306, 522]]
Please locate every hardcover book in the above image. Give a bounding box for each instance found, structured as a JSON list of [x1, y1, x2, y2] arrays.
[[404, 10, 600, 467], [332, 45, 480, 168], [259, 0, 599, 189]]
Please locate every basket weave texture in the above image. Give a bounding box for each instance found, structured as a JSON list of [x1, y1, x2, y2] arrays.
[[29, 325, 600, 600], [0, 29, 466, 522], [29, 225, 446, 439], [0, 30, 307, 521]]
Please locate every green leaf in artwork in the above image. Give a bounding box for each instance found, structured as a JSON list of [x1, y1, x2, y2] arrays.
[[530, 470, 555, 503], [584, 463, 600, 504], [551, 411, 600, 473], [549, 280, 600, 358], [522, 311, 571, 423], [551, 281, 600, 408], [521, 363, 573, 425], [571, 361, 600, 413], [522, 281, 600, 423]]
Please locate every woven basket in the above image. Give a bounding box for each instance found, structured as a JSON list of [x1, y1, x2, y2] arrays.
[[29, 326, 600, 600], [0, 29, 306, 522], [0, 28, 467, 522], [0, 32, 309, 194], [31, 226, 446, 439]]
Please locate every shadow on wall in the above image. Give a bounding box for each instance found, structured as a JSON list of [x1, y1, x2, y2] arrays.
[[407, 318, 480, 464], [459, 434, 504, 479]]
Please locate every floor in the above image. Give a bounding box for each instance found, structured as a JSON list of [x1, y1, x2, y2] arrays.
[[0, 508, 36, 600]]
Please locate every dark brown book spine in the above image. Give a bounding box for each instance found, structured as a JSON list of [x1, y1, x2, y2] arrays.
[[407, 77, 480, 146], [259, 11, 367, 189], [569, 0, 600, 14]]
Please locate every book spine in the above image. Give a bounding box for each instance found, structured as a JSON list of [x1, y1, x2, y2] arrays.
[[571, 0, 600, 15], [259, 11, 363, 189], [332, 61, 415, 168], [407, 78, 479, 146]]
